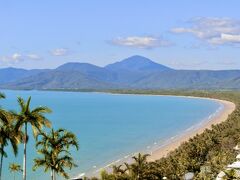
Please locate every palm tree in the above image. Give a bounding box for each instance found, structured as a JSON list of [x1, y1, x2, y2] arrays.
[[13, 96, 52, 180], [9, 163, 22, 180], [0, 91, 6, 180], [125, 153, 150, 180], [33, 128, 79, 180], [0, 109, 22, 180]]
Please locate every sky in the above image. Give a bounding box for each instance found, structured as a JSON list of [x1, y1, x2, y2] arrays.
[[1, 0, 240, 70]]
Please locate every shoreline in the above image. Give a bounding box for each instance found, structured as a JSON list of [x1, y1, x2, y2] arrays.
[[148, 98, 236, 161], [76, 94, 236, 179], [1, 90, 235, 178]]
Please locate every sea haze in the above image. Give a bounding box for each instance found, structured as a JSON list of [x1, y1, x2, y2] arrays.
[[1, 90, 221, 179], [1, 55, 240, 90]]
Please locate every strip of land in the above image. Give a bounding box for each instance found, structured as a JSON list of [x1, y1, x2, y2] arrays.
[[148, 98, 236, 161]]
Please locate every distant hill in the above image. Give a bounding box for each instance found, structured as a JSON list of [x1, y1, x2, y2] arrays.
[[0, 68, 49, 84], [1, 55, 240, 90], [105, 55, 172, 72]]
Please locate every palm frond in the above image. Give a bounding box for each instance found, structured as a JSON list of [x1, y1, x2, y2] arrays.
[[0, 92, 5, 99], [0, 109, 10, 124], [32, 106, 52, 114], [34, 128, 79, 179], [26, 96, 31, 112], [17, 97, 26, 112]]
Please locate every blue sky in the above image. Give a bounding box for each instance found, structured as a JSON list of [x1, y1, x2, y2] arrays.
[[1, 0, 240, 70]]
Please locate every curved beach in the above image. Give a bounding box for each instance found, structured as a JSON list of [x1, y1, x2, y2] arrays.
[[148, 98, 236, 161], [84, 95, 236, 179]]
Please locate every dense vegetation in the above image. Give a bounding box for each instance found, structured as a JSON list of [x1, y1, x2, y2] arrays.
[[87, 90, 240, 179], [0, 93, 79, 180]]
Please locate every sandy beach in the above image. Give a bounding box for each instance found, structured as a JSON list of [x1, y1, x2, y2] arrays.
[[77, 95, 236, 178], [148, 98, 236, 161]]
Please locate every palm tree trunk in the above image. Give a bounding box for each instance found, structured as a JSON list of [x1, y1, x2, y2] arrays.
[[0, 147, 4, 180], [51, 169, 53, 180], [23, 123, 27, 180], [53, 170, 55, 180]]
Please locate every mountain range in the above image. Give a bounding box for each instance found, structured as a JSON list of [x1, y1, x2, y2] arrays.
[[1, 55, 240, 90]]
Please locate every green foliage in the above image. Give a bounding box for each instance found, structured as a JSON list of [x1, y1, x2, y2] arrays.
[[9, 163, 22, 180], [90, 90, 240, 179], [9, 163, 22, 173], [14, 96, 52, 137], [2, 90, 240, 179], [33, 128, 79, 179], [0, 93, 5, 99], [12, 96, 52, 180], [0, 93, 80, 180], [0, 96, 22, 179], [223, 169, 239, 179]]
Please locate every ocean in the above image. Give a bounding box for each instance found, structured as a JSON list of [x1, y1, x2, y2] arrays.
[[0, 90, 222, 180]]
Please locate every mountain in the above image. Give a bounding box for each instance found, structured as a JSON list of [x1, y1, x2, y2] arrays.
[[104, 55, 173, 84], [130, 70, 240, 89], [56, 62, 117, 82], [1, 55, 240, 90], [105, 55, 172, 72], [0, 67, 48, 84], [3, 70, 115, 90]]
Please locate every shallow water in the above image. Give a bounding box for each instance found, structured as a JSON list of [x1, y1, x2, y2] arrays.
[[0, 90, 221, 180]]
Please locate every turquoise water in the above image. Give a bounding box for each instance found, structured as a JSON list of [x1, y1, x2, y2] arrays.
[[0, 90, 222, 180]]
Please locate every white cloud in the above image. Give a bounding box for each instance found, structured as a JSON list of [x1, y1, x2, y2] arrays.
[[11, 53, 23, 62], [0, 53, 23, 65], [50, 48, 68, 56], [209, 33, 240, 45], [171, 17, 240, 46], [26, 54, 41, 60], [0, 53, 41, 65], [111, 36, 172, 49]]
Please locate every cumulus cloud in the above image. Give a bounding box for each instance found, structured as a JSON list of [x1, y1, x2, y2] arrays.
[[0, 53, 41, 65], [0, 53, 24, 65], [12, 53, 22, 61], [111, 36, 172, 49], [26, 54, 42, 60], [171, 17, 240, 45], [50, 48, 68, 56], [209, 33, 240, 45]]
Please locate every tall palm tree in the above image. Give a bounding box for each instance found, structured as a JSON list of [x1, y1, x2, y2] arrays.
[[13, 96, 52, 180], [0, 95, 22, 180], [33, 128, 79, 180], [125, 153, 150, 180], [9, 163, 22, 180]]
